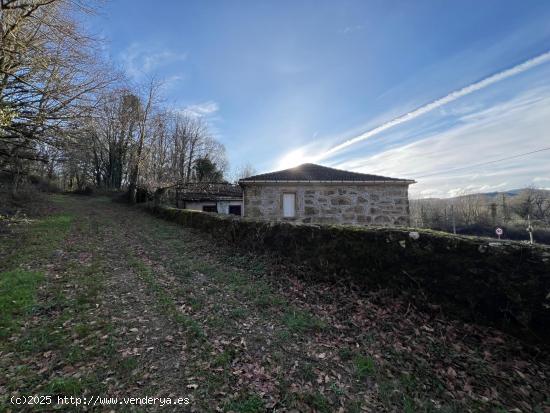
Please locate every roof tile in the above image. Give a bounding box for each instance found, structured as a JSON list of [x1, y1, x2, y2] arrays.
[[239, 163, 413, 183]]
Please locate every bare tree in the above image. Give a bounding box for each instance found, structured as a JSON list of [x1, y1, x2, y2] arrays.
[[514, 187, 550, 223], [1, 1, 229, 198], [128, 79, 158, 203], [231, 162, 257, 182], [1, 0, 115, 188], [532, 190, 550, 223]]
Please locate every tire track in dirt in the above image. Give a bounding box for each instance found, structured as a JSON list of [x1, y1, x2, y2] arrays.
[[52, 196, 550, 413]]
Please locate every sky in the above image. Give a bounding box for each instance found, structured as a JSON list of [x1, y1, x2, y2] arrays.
[[86, 0, 550, 198]]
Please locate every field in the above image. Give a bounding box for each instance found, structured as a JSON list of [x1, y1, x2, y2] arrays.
[[0, 194, 548, 412]]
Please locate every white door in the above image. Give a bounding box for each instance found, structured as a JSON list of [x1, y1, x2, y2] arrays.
[[283, 193, 296, 217]]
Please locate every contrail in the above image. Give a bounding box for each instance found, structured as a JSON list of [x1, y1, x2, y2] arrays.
[[318, 50, 550, 160]]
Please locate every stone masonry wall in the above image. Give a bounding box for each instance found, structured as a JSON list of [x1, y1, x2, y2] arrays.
[[243, 183, 410, 226], [143, 203, 550, 343]]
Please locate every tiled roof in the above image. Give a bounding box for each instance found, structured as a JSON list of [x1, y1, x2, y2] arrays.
[[239, 163, 414, 183], [175, 182, 242, 201]]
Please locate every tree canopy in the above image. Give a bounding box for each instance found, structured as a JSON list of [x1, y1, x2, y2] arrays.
[[1, 0, 232, 201]]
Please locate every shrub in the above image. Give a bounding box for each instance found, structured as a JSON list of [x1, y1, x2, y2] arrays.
[[73, 186, 94, 196]]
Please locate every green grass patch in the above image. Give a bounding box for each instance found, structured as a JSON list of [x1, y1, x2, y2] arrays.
[[354, 354, 376, 379], [229, 307, 248, 320], [0, 213, 73, 339], [19, 325, 66, 353], [127, 255, 206, 341], [225, 394, 265, 413], [283, 309, 326, 334], [0, 269, 43, 338], [46, 376, 104, 397], [297, 362, 316, 382], [1, 214, 72, 271], [46, 377, 86, 396], [116, 357, 139, 374], [302, 392, 331, 413], [213, 349, 238, 368], [338, 347, 354, 361]]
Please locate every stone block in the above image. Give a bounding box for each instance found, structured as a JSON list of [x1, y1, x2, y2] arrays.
[[305, 206, 318, 216], [374, 215, 390, 224], [394, 216, 408, 226], [247, 207, 261, 217], [331, 197, 351, 206], [357, 215, 372, 224]]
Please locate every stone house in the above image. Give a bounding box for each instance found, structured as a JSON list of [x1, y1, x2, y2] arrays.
[[239, 163, 415, 226]]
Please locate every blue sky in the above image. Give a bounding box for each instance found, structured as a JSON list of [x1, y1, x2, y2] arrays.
[[87, 0, 550, 197]]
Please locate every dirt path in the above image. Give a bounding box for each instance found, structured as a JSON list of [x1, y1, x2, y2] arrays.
[[1, 195, 549, 412]]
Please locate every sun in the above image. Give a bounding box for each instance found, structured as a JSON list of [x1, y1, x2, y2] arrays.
[[277, 149, 311, 169]]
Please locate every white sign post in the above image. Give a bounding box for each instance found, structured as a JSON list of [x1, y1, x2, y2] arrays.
[[527, 215, 534, 245], [495, 227, 503, 240]]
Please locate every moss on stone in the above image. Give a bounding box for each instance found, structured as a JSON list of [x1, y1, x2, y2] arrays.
[[142, 203, 550, 344]]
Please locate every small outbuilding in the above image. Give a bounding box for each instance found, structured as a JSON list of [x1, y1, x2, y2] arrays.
[[174, 182, 243, 216], [239, 163, 415, 226]]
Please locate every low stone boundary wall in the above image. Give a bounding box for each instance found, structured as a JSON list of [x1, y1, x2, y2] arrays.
[[144, 204, 550, 343]]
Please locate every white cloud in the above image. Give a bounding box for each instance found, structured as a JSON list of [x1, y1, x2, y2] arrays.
[[340, 25, 364, 34], [179, 101, 219, 118], [334, 87, 550, 198], [316, 50, 550, 160], [119, 43, 187, 80]]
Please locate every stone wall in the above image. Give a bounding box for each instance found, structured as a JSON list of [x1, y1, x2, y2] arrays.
[[143, 203, 550, 344], [243, 183, 410, 226]]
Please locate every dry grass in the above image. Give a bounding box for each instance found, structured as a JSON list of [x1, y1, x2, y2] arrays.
[[0, 194, 548, 412]]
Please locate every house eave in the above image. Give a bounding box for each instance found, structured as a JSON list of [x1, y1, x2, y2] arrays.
[[179, 196, 243, 202], [239, 179, 416, 185]]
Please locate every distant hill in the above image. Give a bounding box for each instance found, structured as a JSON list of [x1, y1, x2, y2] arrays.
[[480, 189, 523, 198], [416, 188, 550, 202]]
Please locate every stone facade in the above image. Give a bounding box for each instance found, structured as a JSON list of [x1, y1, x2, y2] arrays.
[[242, 183, 410, 226]]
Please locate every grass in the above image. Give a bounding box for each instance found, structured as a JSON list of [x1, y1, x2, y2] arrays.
[[302, 392, 332, 413], [2, 194, 547, 412], [127, 254, 207, 341], [0, 213, 73, 339], [213, 349, 237, 368], [0, 204, 118, 409], [354, 354, 376, 379], [338, 347, 354, 361], [0, 269, 43, 338], [225, 394, 265, 413], [298, 362, 316, 382], [46, 377, 86, 396], [283, 309, 326, 334], [1, 214, 72, 268]]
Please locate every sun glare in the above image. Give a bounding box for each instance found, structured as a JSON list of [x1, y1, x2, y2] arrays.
[[277, 149, 310, 169]]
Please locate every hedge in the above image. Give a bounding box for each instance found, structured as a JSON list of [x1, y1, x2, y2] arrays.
[[143, 204, 550, 344]]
